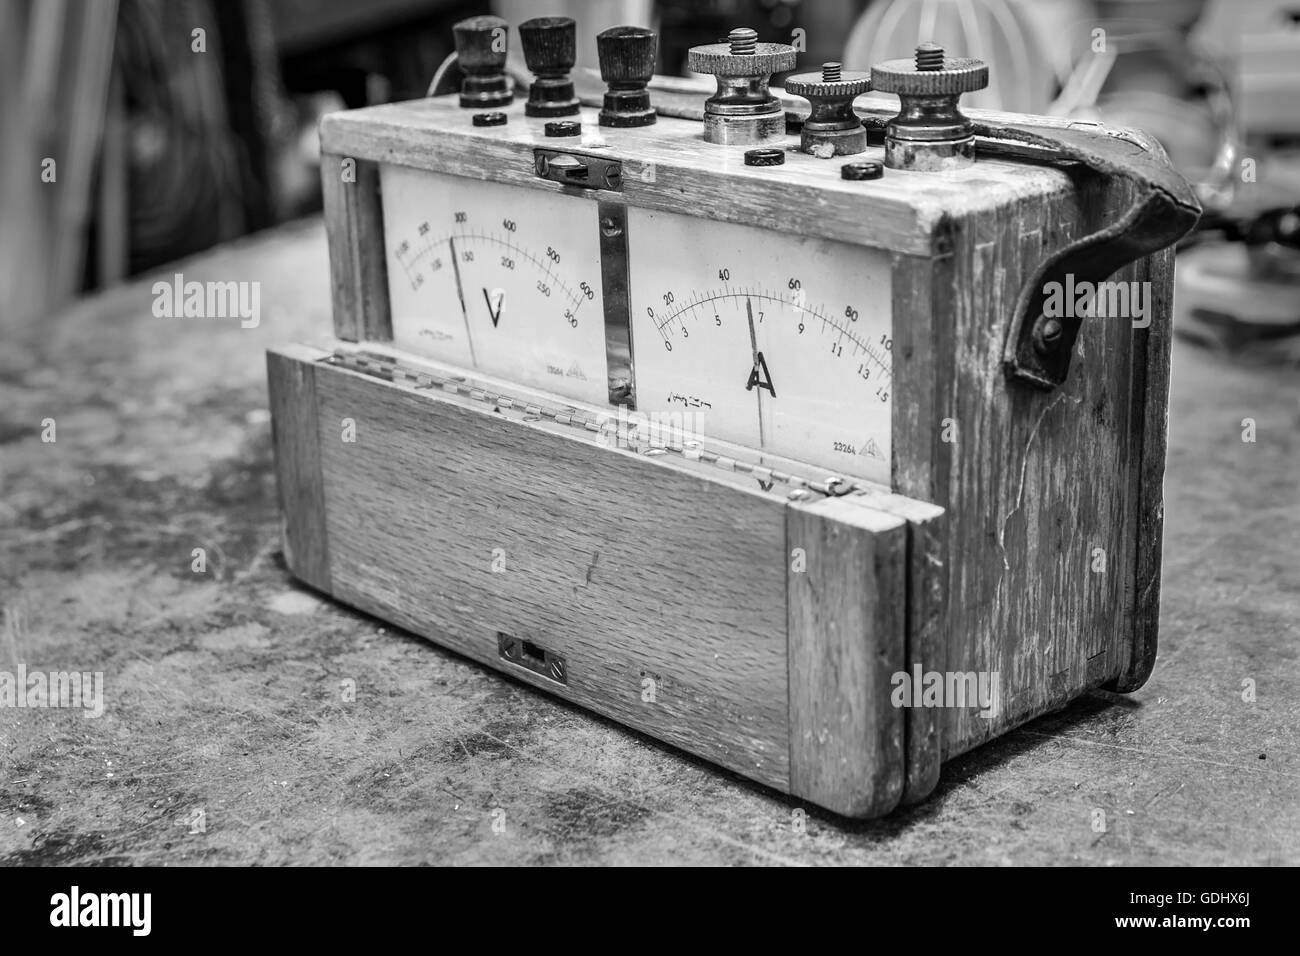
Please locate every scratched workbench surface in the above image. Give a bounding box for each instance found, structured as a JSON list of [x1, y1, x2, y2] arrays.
[[1, 218, 1296, 866]]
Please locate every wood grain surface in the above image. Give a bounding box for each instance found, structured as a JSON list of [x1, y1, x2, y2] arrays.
[[308, 355, 795, 790], [918, 178, 1167, 757]]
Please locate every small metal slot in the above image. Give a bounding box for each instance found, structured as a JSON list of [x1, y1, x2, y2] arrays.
[[534, 148, 623, 192], [498, 632, 567, 684]]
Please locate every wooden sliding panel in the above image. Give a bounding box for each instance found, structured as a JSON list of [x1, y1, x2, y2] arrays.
[[1113, 245, 1175, 691], [311, 357, 792, 789], [786, 496, 908, 818], [320, 152, 390, 342], [848, 491, 948, 806], [266, 344, 333, 593]]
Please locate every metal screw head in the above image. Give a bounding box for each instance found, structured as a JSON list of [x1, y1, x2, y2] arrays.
[[729, 27, 758, 55], [824, 477, 852, 496], [915, 42, 945, 71], [548, 659, 566, 681], [544, 120, 581, 137], [1034, 317, 1065, 354], [788, 488, 811, 501], [473, 111, 508, 127]]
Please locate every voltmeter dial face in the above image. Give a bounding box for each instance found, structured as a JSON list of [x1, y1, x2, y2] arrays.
[[629, 208, 893, 484], [381, 166, 608, 405]]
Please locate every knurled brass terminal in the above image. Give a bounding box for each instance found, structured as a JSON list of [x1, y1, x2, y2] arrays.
[[785, 62, 871, 157], [871, 42, 988, 171], [688, 27, 797, 146]]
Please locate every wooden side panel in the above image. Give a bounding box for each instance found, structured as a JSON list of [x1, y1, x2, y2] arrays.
[[321, 152, 390, 342], [935, 181, 1151, 757], [786, 497, 907, 818], [266, 344, 332, 593], [312, 360, 792, 789]]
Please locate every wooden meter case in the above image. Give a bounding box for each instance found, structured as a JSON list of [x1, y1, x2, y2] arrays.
[[267, 17, 1200, 817]]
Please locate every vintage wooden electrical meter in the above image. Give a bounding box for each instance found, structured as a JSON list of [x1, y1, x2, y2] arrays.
[[267, 16, 1200, 817]]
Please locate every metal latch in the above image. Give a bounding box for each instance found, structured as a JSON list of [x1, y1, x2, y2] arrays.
[[534, 148, 623, 191]]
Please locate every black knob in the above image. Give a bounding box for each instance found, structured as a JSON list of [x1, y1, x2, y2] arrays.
[[520, 16, 579, 118], [453, 15, 512, 109], [596, 26, 657, 127]]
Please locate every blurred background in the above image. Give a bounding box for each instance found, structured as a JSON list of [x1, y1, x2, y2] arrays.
[[1, 0, 1297, 358]]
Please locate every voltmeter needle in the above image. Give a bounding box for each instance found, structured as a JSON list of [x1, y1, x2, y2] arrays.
[[448, 236, 478, 367]]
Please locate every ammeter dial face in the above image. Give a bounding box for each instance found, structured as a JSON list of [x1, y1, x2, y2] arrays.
[[381, 166, 608, 405], [628, 208, 893, 484]]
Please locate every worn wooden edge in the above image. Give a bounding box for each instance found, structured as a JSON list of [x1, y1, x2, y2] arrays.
[[1107, 246, 1174, 692], [890, 500, 948, 806], [266, 343, 333, 594], [830, 489, 948, 805], [321, 151, 390, 342], [889, 247, 956, 800], [320, 99, 1073, 259], [786, 496, 908, 818]]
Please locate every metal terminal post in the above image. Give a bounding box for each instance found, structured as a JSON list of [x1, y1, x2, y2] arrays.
[[688, 27, 797, 146], [785, 61, 871, 157], [870, 42, 988, 171]]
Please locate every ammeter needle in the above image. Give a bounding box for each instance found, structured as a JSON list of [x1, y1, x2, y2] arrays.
[[747, 297, 766, 450]]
